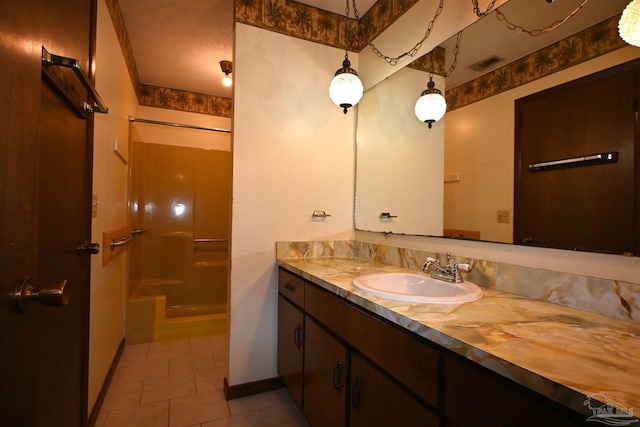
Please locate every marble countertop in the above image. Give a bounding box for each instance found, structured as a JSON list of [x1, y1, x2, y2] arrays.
[[277, 256, 640, 420]]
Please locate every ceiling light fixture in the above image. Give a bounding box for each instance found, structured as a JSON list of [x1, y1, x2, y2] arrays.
[[220, 60, 232, 87], [619, 0, 640, 47], [329, 0, 363, 114]]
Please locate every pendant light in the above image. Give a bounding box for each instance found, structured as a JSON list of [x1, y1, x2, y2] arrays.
[[414, 75, 446, 128], [619, 0, 640, 47], [329, 0, 363, 114]]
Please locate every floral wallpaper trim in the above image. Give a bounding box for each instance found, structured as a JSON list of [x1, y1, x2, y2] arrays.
[[137, 85, 233, 118], [407, 47, 446, 76], [446, 14, 627, 111], [104, 0, 140, 96], [105, 0, 232, 118], [235, 0, 419, 53]]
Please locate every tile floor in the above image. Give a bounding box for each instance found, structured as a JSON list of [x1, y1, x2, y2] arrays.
[[95, 335, 310, 427]]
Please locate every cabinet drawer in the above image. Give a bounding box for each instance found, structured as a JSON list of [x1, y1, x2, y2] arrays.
[[305, 282, 439, 408], [278, 269, 305, 308]]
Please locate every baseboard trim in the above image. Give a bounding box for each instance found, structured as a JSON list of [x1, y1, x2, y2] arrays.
[[87, 338, 126, 427], [223, 376, 283, 400]]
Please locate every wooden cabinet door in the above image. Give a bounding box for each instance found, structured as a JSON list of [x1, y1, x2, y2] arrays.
[[305, 282, 440, 407], [303, 316, 348, 427], [277, 295, 304, 408], [444, 355, 583, 427], [350, 351, 440, 427]]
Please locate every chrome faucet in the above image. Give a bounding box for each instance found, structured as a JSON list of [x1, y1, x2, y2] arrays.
[[422, 252, 470, 285]]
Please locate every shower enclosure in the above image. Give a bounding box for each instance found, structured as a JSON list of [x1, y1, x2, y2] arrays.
[[126, 120, 230, 343]]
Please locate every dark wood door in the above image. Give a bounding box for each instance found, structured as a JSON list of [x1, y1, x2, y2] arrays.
[[0, 0, 94, 426], [444, 355, 584, 427], [303, 316, 348, 427], [277, 295, 304, 408], [514, 60, 638, 255], [350, 351, 439, 427]]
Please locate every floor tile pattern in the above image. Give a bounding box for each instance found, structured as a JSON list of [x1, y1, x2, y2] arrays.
[[95, 335, 309, 427]]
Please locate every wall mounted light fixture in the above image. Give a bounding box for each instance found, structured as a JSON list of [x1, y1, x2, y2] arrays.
[[220, 60, 232, 87], [619, 0, 640, 46], [329, 0, 363, 114]]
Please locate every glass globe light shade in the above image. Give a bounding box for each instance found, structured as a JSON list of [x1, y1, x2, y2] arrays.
[[619, 0, 640, 47], [414, 78, 446, 128], [222, 75, 232, 87], [329, 57, 363, 114]]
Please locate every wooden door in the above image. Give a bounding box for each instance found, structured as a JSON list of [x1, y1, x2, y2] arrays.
[[0, 0, 94, 426], [303, 316, 348, 427], [514, 60, 638, 255]]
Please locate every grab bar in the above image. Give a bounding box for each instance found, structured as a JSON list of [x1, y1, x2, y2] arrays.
[[111, 235, 134, 250], [194, 238, 228, 243], [529, 152, 618, 172], [131, 227, 148, 235], [41, 46, 109, 114]]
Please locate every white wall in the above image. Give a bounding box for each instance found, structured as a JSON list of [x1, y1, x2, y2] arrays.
[[90, 0, 140, 413], [229, 23, 356, 386], [356, 67, 444, 235]]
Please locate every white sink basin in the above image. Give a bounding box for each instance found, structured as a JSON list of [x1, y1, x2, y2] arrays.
[[352, 272, 482, 304]]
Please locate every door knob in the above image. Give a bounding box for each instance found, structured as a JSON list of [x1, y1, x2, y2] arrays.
[[12, 278, 70, 314], [77, 242, 100, 255]]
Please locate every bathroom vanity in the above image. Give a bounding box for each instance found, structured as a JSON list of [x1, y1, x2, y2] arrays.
[[277, 255, 640, 426]]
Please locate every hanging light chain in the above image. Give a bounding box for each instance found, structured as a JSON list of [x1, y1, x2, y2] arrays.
[[343, 0, 351, 53], [443, 31, 462, 77], [343, 0, 362, 55], [493, 0, 591, 37], [368, 0, 445, 66], [471, 0, 499, 17]]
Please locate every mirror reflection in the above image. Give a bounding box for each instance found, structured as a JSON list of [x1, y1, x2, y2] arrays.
[[355, 0, 638, 255]]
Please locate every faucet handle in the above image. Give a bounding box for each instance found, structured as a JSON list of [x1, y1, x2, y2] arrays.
[[425, 257, 439, 264], [456, 263, 470, 271]]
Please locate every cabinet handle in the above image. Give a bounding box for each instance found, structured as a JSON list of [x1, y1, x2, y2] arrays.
[[352, 377, 363, 411], [284, 284, 296, 292], [333, 360, 343, 392], [294, 325, 303, 349]]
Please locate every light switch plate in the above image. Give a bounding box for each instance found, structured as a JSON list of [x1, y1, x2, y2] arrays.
[[497, 210, 510, 224], [92, 194, 98, 218]]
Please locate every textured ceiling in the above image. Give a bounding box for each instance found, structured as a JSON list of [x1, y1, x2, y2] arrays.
[[118, 0, 376, 98], [117, 0, 630, 99]]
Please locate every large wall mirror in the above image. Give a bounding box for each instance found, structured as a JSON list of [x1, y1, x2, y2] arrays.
[[355, 0, 638, 255]]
